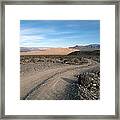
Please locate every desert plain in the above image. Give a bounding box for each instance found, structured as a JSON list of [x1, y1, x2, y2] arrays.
[[20, 46, 100, 100]]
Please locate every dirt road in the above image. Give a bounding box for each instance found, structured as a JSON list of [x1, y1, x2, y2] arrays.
[[20, 59, 99, 100]]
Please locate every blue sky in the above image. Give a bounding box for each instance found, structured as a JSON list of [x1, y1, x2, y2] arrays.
[[20, 20, 100, 47]]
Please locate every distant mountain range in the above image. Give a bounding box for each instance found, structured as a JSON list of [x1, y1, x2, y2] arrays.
[[69, 44, 100, 51], [20, 44, 100, 52]]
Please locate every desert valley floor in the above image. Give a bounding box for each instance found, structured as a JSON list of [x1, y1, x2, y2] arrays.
[[20, 47, 100, 100]]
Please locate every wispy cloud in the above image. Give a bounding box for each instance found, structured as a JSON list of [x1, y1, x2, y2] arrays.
[[20, 28, 56, 35], [20, 20, 100, 47], [20, 35, 44, 41]]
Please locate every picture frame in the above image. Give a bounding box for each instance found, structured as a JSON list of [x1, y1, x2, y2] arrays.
[[0, 0, 119, 119]]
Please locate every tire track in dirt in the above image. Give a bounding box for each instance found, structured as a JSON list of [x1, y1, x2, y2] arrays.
[[21, 59, 99, 100]]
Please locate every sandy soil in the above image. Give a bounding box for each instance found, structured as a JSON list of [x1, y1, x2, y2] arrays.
[[20, 59, 99, 100], [20, 48, 79, 55]]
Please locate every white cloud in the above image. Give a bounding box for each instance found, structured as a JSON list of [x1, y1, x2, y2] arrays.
[[20, 35, 45, 47], [20, 28, 56, 36], [20, 35, 44, 41]]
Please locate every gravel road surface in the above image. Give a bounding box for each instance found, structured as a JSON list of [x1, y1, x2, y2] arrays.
[[20, 59, 99, 100]]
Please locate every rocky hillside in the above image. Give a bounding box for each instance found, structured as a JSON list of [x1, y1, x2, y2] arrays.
[[69, 44, 100, 51], [68, 50, 100, 56]]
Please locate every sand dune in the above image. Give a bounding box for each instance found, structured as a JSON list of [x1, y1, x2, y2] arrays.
[[20, 48, 79, 55]]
